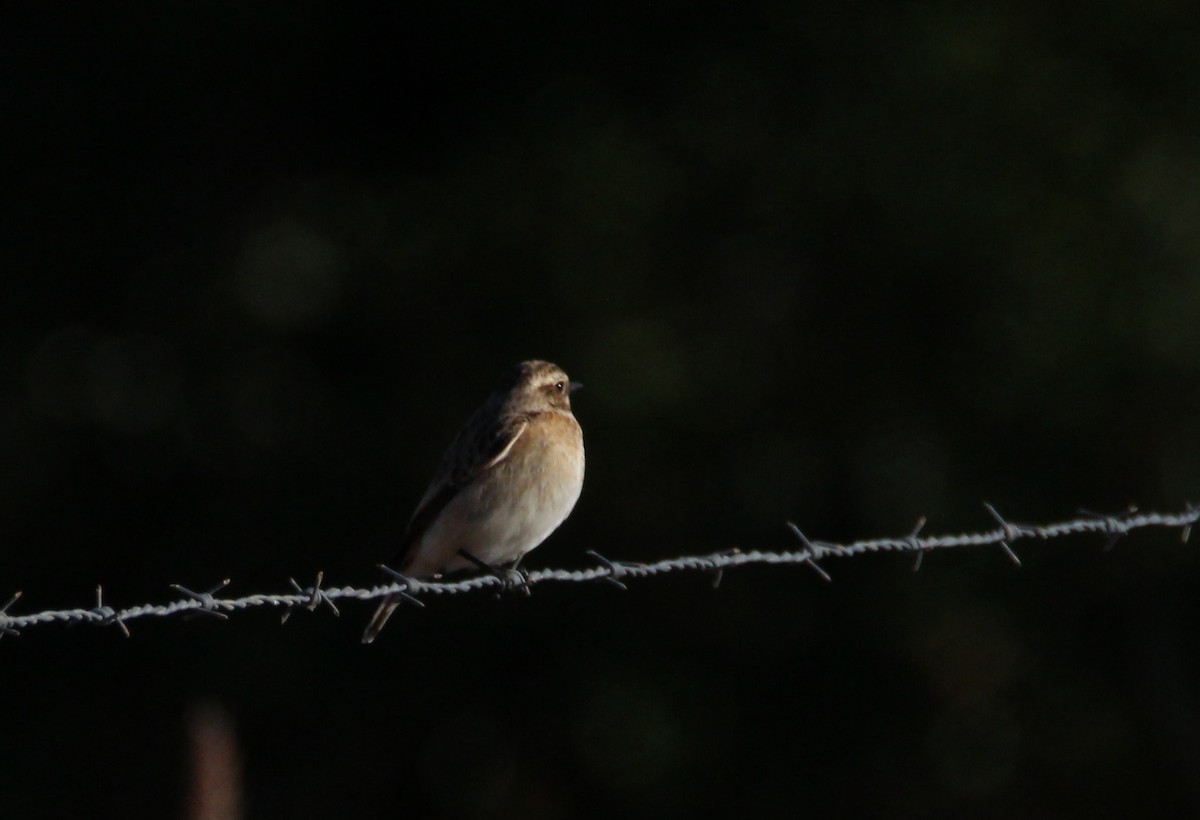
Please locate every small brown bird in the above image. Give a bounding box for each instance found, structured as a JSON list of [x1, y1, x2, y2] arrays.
[[362, 360, 585, 643]]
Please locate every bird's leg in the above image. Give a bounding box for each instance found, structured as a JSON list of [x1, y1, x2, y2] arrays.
[[457, 548, 493, 573], [457, 549, 532, 597]]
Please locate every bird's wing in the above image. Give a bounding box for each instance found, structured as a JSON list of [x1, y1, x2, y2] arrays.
[[392, 412, 530, 569]]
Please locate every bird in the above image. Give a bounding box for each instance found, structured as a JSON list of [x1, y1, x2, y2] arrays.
[[362, 360, 585, 643]]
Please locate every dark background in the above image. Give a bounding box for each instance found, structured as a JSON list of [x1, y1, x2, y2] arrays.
[[3, 3, 1200, 817]]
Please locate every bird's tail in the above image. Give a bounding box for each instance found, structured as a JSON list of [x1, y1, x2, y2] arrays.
[[362, 595, 401, 644]]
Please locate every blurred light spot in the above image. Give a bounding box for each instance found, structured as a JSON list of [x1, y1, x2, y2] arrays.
[[419, 711, 519, 816], [589, 319, 691, 416], [219, 348, 329, 452], [1123, 137, 1200, 262], [925, 702, 1020, 798], [26, 325, 103, 424], [1156, 430, 1200, 498], [1026, 677, 1126, 771], [731, 432, 824, 522], [87, 335, 183, 435], [852, 427, 951, 523], [234, 219, 342, 329], [561, 120, 676, 240], [1140, 273, 1200, 368], [908, 605, 1021, 703], [571, 668, 709, 808], [25, 326, 183, 434], [0, 395, 62, 501], [187, 701, 243, 820]]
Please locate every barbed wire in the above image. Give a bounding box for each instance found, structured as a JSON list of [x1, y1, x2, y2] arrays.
[[1, 503, 1195, 639]]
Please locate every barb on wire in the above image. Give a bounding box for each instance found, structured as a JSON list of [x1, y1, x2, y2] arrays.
[[585, 549, 633, 591], [706, 549, 743, 589], [281, 572, 340, 623], [1078, 505, 1140, 552], [0, 505, 1195, 638], [983, 502, 1027, 567], [907, 517, 930, 572], [171, 579, 232, 620], [1183, 503, 1196, 545], [785, 524, 832, 582], [377, 565, 426, 608], [0, 591, 24, 639], [91, 585, 131, 637]]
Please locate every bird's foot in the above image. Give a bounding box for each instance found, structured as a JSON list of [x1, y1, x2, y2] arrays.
[[457, 549, 532, 597]]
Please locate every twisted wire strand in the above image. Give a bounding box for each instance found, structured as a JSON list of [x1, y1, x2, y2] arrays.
[[1, 504, 1194, 638]]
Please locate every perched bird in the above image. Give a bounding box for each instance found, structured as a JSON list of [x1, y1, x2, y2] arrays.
[[362, 360, 585, 643]]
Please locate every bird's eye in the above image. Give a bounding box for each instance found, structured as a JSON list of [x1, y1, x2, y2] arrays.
[[555, 381, 565, 392]]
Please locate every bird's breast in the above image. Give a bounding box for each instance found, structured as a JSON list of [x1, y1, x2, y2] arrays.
[[404, 409, 583, 575], [516, 410, 584, 511]]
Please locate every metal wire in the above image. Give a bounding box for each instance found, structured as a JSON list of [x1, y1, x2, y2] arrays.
[[1, 504, 1194, 638]]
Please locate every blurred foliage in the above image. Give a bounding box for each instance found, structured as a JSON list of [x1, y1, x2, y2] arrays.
[[2, 2, 1200, 818]]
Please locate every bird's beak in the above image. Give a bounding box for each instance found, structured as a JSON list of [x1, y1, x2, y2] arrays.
[[569, 381, 584, 393]]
